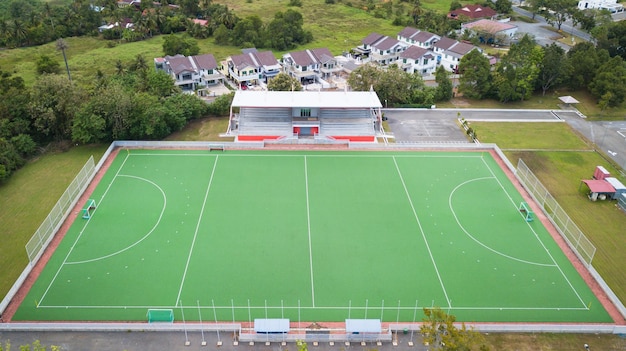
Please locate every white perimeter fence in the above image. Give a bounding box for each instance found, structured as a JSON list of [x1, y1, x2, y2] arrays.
[[515, 159, 596, 266], [2, 141, 626, 334]]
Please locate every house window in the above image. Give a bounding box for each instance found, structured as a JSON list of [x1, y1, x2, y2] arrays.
[[403, 59, 407, 63], [302, 66, 307, 71], [182, 73, 192, 81], [424, 59, 428, 64], [207, 69, 213, 74], [300, 108, 311, 117]]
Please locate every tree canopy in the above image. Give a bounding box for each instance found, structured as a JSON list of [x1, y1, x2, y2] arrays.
[[267, 73, 303, 91]]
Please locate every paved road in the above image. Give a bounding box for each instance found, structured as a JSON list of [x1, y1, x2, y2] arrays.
[[0, 330, 428, 351], [385, 108, 560, 143]]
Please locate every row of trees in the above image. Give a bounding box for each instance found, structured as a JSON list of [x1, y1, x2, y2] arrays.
[[0, 55, 233, 182], [347, 64, 453, 107], [457, 34, 626, 108]]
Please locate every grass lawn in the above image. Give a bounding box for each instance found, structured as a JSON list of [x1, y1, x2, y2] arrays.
[[0, 144, 108, 298], [470, 122, 593, 150], [471, 121, 626, 303], [164, 116, 233, 141], [484, 333, 626, 351]]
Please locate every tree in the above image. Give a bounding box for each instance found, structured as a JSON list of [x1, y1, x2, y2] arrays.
[[348, 63, 428, 106], [493, 34, 543, 102], [207, 92, 234, 116], [458, 49, 492, 99], [589, 56, 626, 107], [594, 20, 626, 60], [213, 24, 230, 45], [544, 0, 578, 31], [527, 0, 547, 20], [434, 65, 453, 102], [495, 0, 512, 14], [537, 43, 567, 95], [231, 15, 264, 48], [29, 74, 84, 141], [35, 55, 61, 75], [571, 9, 596, 32], [266, 9, 312, 50], [56, 38, 71, 82], [565, 42, 608, 90], [410, 0, 425, 24], [420, 307, 487, 351], [449, 1, 463, 11], [162, 34, 200, 56], [267, 73, 302, 91]]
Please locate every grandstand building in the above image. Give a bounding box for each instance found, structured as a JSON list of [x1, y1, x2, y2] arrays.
[[227, 91, 383, 142]]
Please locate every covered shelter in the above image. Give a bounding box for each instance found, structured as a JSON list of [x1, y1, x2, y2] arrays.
[[580, 179, 615, 201], [254, 318, 290, 333], [228, 91, 382, 142], [559, 96, 580, 108], [345, 319, 382, 334]]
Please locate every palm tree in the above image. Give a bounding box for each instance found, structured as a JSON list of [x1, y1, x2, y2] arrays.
[[410, 0, 424, 25], [12, 19, 27, 47], [44, 3, 55, 33], [115, 59, 125, 75], [56, 38, 72, 82], [217, 9, 237, 30]]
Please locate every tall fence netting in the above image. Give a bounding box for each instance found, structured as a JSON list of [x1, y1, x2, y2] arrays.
[[515, 159, 596, 266], [25, 156, 95, 265]]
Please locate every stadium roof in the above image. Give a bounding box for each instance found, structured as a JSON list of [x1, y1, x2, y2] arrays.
[[231, 91, 382, 108]]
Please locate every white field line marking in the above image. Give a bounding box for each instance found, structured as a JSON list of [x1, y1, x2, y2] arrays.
[[36, 303, 589, 311], [304, 156, 316, 307], [392, 156, 451, 308], [480, 157, 588, 308], [448, 177, 555, 266], [65, 175, 167, 265], [175, 155, 220, 305], [130, 152, 483, 159], [38, 152, 132, 306]]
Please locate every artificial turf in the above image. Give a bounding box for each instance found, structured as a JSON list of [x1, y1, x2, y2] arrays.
[[12, 149, 612, 323]]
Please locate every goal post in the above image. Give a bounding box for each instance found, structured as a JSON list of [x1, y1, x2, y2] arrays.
[[82, 199, 97, 219], [518, 202, 534, 222], [209, 144, 225, 152], [147, 308, 174, 323]]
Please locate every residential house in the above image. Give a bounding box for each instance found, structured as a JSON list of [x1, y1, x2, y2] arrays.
[[357, 33, 408, 65], [154, 53, 224, 92], [578, 0, 624, 12], [448, 4, 497, 20], [461, 19, 518, 44], [224, 49, 281, 86], [398, 46, 437, 75], [434, 40, 480, 73], [282, 48, 340, 83], [353, 32, 386, 57], [397, 27, 440, 49]]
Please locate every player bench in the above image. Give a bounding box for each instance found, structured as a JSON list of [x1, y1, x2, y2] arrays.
[[209, 144, 225, 152]]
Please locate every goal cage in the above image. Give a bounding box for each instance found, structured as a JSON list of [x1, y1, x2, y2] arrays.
[[82, 199, 97, 219], [518, 202, 534, 222], [147, 308, 174, 323]]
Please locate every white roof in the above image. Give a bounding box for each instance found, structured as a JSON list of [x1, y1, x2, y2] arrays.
[[559, 96, 580, 104], [231, 91, 382, 108], [254, 319, 290, 333], [605, 177, 626, 190], [345, 319, 382, 333]]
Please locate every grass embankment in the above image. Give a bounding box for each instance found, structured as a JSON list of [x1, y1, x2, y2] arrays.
[[0, 144, 108, 297], [471, 121, 626, 302]]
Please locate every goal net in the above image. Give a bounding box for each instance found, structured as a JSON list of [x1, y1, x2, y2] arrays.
[[147, 309, 174, 323]]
